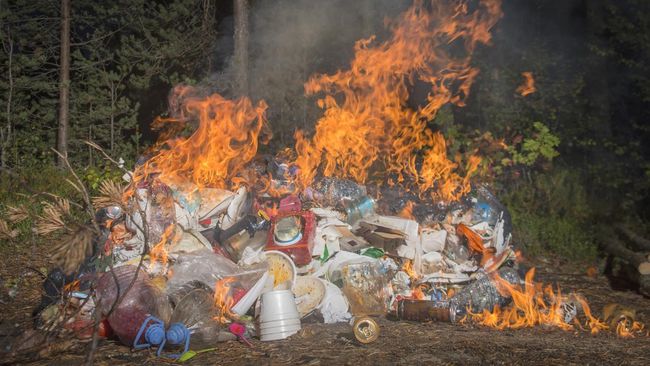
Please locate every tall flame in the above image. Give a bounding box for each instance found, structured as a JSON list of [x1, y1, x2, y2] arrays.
[[133, 85, 270, 191], [295, 0, 502, 201]]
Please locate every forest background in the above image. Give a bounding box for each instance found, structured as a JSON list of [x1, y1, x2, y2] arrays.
[[1, 0, 649, 264]]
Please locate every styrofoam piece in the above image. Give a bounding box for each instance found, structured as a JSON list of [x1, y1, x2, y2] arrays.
[[293, 276, 326, 317]]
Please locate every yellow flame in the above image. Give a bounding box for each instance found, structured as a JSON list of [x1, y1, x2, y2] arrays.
[[295, 0, 503, 201], [469, 268, 608, 334], [213, 277, 236, 323]]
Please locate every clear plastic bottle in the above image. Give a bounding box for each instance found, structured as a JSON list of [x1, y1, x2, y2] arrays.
[[303, 177, 367, 207], [168, 288, 223, 350], [448, 267, 521, 322], [342, 196, 376, 225], [95, 265, 171, 346]]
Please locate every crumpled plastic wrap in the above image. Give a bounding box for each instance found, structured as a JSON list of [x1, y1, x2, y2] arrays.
[[319, 280, 352, 324], [166, 249, 240, 292]]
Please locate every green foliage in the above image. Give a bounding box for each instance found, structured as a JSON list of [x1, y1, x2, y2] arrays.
[[509, 122, 560, 166], [502, 169, 598, 262], [82, 164, 123, 192], [0, 165, 80, 247]]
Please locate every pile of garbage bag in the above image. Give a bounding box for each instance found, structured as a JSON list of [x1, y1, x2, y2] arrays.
[[35, 162, 526, 358]]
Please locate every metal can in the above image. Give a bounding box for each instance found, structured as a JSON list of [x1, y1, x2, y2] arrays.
[[353, 316, 380, 344]]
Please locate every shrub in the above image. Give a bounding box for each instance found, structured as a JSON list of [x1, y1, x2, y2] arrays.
[[502, 168, 598, 262]]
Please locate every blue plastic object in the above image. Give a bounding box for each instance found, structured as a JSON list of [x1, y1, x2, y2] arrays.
[[473, 202, 492, 223], [157, 323, 190, 359], [133, 316, 165, 350], [133, 316, 191, 359]]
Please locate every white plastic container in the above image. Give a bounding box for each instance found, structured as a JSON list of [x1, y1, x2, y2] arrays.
[[260, 329, 300, 341], [259, 290, 300, 322], [259, 289, 301, 341]]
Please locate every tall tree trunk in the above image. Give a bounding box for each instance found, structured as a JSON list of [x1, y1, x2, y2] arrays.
[[110, 80, 115, 153], [202, 0, 214, 72], [56, 0, 71, 167], [233, 0, 249, 96], [2, 34, 13, 168]]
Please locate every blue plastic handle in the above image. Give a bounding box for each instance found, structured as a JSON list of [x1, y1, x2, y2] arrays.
[[133, 315, 165, 350], [156, 323, 190, 359]]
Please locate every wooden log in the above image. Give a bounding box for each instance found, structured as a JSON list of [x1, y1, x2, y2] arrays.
[[603, 237, 650, 275], [615, 224, 650, 252], [622, 265, 650, 298], [641, 275, 650, 298]]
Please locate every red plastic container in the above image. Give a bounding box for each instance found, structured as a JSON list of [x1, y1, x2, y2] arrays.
[[265, 210, 316, 266]]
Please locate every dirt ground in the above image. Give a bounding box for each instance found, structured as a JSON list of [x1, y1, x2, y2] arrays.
[[1, 243, 649, 366]]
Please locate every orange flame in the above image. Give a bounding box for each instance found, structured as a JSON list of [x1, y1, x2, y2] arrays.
[[106, 220, 133, 246], [133, 85, 270, 192], [516, 71, 536, 96], [402, 259, 419, 279], [294, 0, 502, 201], [616, 321, 647, 338], [149, 224, 178, 268], [411, 285, 426, 300], [402, 259, 426, 299], [398, 201, 416, 220], [469, 268, 608, 334], [213, 277, 237, 323]]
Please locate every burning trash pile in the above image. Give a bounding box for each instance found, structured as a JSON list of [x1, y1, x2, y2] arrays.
[[29, 0, 647, 360]]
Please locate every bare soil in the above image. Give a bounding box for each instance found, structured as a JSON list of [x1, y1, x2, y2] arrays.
[[1, 243, 649, 366]]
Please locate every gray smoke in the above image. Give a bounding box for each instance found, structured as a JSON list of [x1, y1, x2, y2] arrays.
[[206, 0, 410, 148]]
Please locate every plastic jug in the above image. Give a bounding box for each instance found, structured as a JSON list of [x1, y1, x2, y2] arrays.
[[95, 265, 171, 346]]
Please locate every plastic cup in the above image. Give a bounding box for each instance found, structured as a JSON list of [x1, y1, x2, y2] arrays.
[[260, 328, 300, 341], [260, 319, 300, 331], [259, 323, 301, 336], [259, 290, 300, 323], [259, 289, 301, 341]]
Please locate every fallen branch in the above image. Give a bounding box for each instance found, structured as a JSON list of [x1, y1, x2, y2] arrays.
[[603, 236, 650, 298], [615, 224, 650, 252], [602, 236, 650, 275]]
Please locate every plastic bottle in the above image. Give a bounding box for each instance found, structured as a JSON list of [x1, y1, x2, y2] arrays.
[[448, 267, 521, 322], [471, 185, 512, 235], [342, 196, 376, 225], [166, 288, 223, 353], [95, 265, 171, 346], [303, 177, 367, 207], [396, 267, 521, 323]]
